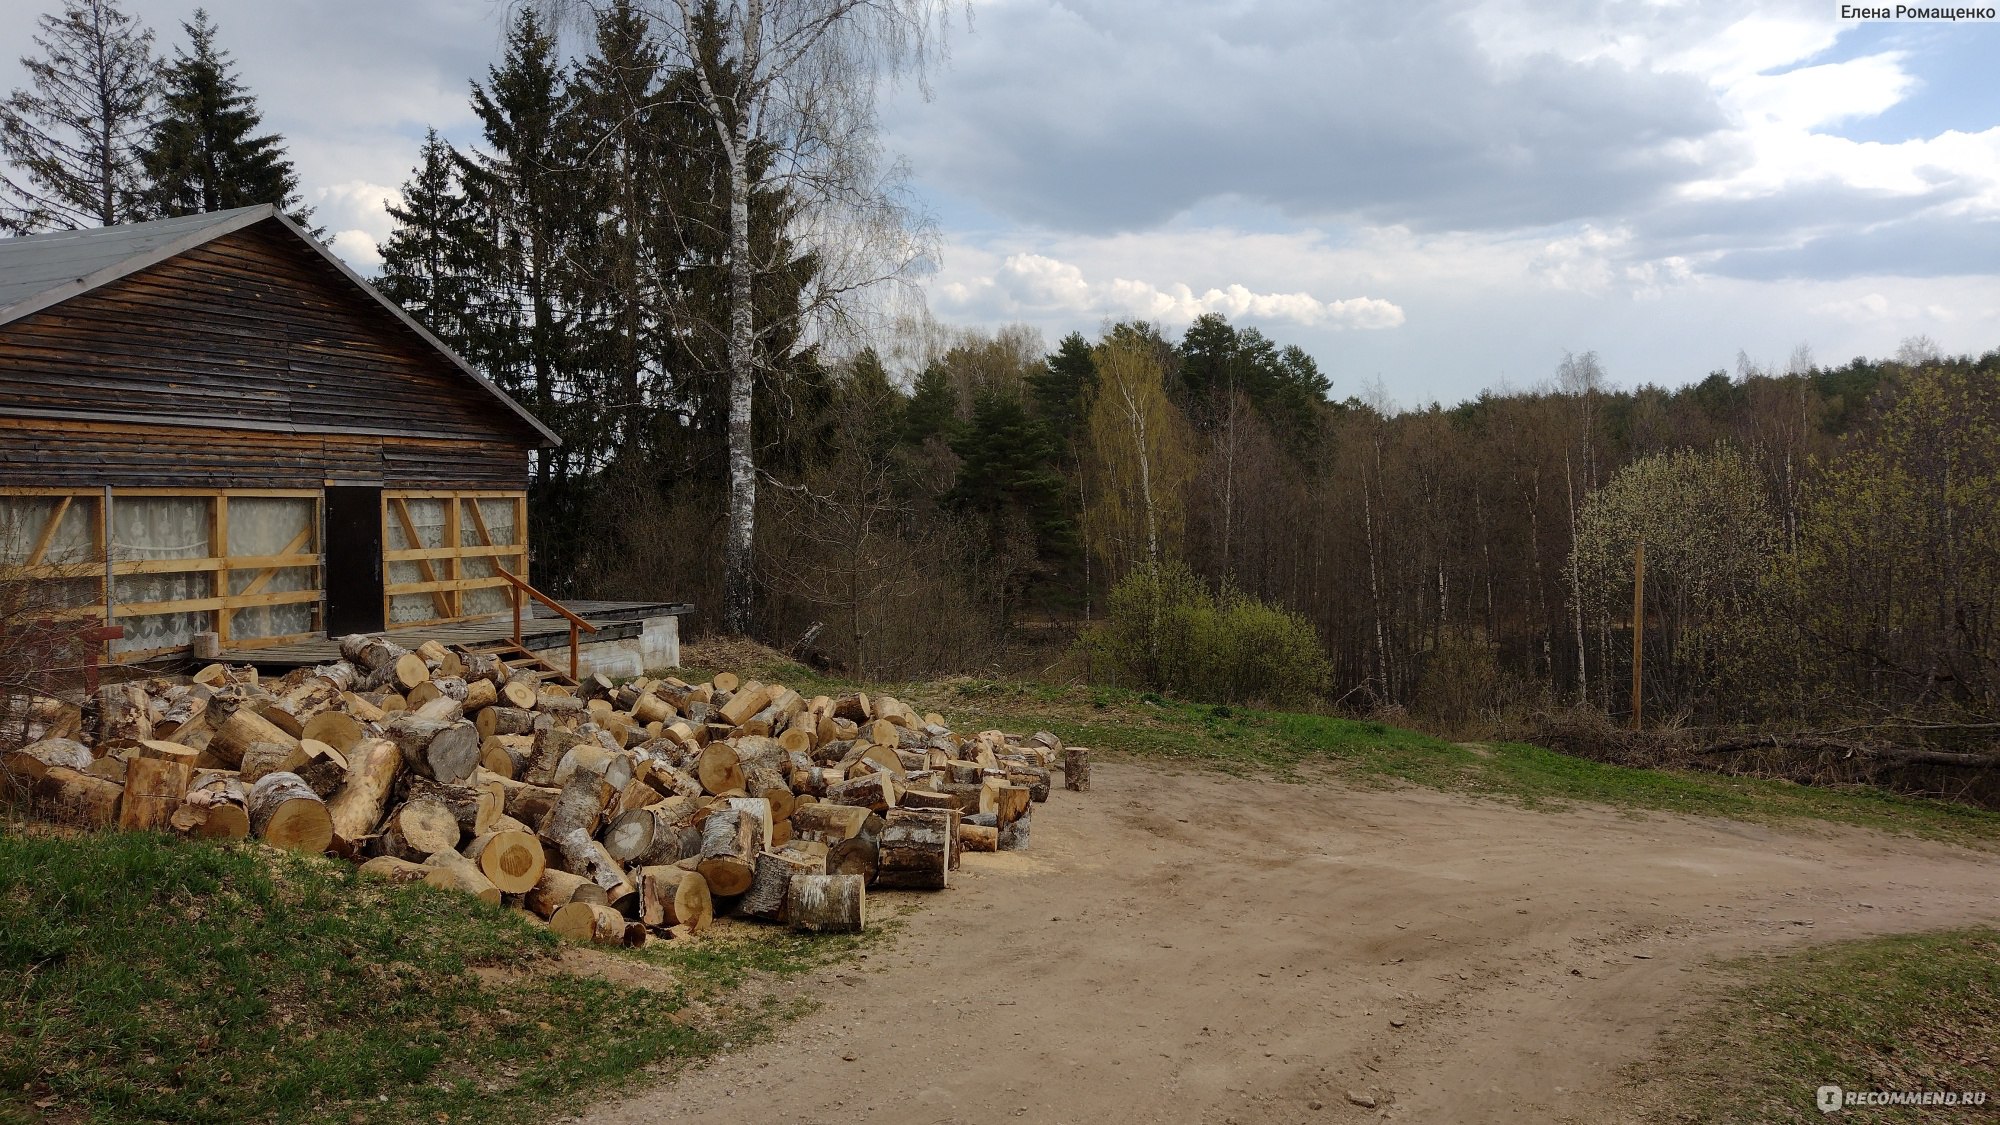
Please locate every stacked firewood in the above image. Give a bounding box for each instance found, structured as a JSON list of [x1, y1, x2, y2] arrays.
[[0, 635, 1090, 943]]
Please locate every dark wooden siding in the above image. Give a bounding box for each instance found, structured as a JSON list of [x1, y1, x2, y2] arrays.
[[0, 419, 526, 489], [0, 218, 542, 486]]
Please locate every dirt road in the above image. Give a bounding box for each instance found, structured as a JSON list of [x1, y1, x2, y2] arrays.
[[579, 762, 1999, 1124]]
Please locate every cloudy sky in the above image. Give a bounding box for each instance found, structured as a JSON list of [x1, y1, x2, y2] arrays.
[[4, 0, 1998, 404]]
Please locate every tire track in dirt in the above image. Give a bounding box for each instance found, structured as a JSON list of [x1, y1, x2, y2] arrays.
[[576, 762, 1998, 1124]]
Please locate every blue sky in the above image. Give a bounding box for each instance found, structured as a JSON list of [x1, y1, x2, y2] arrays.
[[2, 0, 1997, 405]]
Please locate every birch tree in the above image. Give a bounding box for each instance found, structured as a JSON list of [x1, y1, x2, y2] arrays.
[[545, 0, 950, 635], [1084, 327, 1195, 580]]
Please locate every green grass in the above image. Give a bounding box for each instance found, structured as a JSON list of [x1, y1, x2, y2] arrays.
[[851, 676, 2000, 848], [657, 655, 2000, 845], [0, 828, 867, 1125], [1637, 928, 2000, 1122]]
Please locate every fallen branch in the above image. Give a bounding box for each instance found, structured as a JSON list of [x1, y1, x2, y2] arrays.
[[1700, 735, 2000, 770]]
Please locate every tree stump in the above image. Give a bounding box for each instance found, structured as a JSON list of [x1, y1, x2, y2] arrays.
[[386, 716, 480, 784], [324, 738, 401, 845], [380, 797, 461, 858], [696, 742, 745, 796], [476, 706, 537, 740], [422, 848, 500, 904], [552, 827, 635, 903], [210, 708, 299, 769], [826, 771, 898, 813], [464, 829, 545, 894], [999, 809, 1032, 851], [31, 765, 122, 828], [300, 710, 363, 754], [525, 868, 607, 919], [697, 806, 761, 896], [638, 865, 713, 931], [120, 755, 191, 832]]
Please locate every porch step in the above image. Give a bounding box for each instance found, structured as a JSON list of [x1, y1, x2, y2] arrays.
[[461, 640, 578, 688]]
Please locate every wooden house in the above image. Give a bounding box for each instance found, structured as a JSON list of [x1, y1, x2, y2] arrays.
[[0, 204, 563, 662]]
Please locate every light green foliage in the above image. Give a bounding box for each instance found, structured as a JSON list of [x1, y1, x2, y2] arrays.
[[1084, 328, 1196, 576], [1571, 446, 1780, 710], [1766, 365, 2000, 716], [1085, 559, 1331, 706]]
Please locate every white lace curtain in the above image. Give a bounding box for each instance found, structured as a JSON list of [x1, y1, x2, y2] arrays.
[[108, 496, 213, 655], [389, 498, 448, 625], [225, 497, 317, 640]]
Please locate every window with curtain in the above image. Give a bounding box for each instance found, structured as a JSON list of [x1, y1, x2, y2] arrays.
[[388, 497, 449, 625], [225, 497, 319, 641], [108, 496, 213, 655]]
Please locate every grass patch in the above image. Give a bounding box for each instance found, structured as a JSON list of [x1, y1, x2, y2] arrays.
[[924, 680, 2000, 847], [651, 656, 2000, 845], [0, 828, 866, 1124], [1637, 928, 2000, 1122]]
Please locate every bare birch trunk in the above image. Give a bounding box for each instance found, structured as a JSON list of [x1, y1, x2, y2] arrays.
[[722, 106, 757, 636], [1566, 456, 1589, 707]]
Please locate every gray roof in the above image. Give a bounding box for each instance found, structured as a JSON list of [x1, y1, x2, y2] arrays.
[[0, 206, 266, 316], [0, 205, 561, 448]]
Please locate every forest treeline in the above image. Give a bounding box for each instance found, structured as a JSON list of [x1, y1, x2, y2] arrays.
[[364, 6, 2000, 734], [7, 1, 1996, 740]]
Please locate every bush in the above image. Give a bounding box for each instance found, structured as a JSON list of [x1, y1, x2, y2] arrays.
[[1085, 560, 1330, 706], [1414, 631, 1501, 726]]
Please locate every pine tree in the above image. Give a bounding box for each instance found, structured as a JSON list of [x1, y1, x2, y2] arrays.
[[0, 0, 155, 232], [139, 9, 311, 225], [949, 388, 1077, 620]]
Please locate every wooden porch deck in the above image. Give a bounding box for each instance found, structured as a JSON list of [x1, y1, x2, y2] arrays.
[[219, 599, 692, 671]]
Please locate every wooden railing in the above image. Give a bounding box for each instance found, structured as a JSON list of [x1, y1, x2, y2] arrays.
[[494, 564, 598, 680]]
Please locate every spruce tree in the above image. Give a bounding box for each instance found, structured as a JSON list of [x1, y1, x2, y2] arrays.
[[948, 388, 1077, 619], [903, 362, 960, 446], [0, 0, 156, 232], [569, 0, 672, 457], [139, 9, 311, 225], [1027, 331, 1098, 454], [376, 129, 485, 353], [457, 5, 582, 480]]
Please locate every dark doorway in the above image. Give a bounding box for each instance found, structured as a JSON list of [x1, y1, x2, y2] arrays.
[[323, 486, 384, 635]]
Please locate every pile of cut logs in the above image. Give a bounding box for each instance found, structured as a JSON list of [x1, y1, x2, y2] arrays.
[[1, 635, 1090, 943]]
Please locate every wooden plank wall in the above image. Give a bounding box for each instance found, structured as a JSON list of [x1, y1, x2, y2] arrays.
[[0, 418, 524, 490], [0, 218, 540, 489], [0, 487, 324, 660]]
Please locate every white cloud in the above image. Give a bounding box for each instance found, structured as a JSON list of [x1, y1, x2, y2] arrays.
[[997, 253, 1092, 307], [312, 180, 399, 275], [963, 250, 1405, 331], [330, 229, 385, 274], [1102, 279, 1405, 329]]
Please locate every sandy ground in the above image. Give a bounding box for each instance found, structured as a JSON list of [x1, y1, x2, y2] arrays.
[[576, 761, 2000, 1125]]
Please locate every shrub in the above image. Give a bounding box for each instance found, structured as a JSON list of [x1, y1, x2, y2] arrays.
[[1085, 560, 1330, 707], [1414, 630, 1501, 726]]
